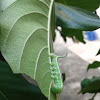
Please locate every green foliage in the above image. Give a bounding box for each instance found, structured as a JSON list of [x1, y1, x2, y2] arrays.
[[0, 0, 100, 100], [55, 0, 100, 12], [79, 76, 100, 94], [0, 0, 56, 100], [0, 60, 47, 100], [87, 61, 100, 71], [55, 3, 100, 42], [56, 3, 100, 31]]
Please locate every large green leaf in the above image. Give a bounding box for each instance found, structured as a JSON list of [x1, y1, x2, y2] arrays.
[[87, 61, 100, 71], [55, 3, 100, 42], [55, 3, 100, 31], [0, 0, 56, 99], [0, 60, 47, 100], [79, 76, 100, 94], [55, 0, 100, 12]]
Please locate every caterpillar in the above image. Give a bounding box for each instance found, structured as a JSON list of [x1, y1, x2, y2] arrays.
[[49, 53, 67, 94]]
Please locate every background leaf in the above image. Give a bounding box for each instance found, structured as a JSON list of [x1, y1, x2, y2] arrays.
[[55, 3, 100, 42], [0, 60, 47, 100], [61, 28, 85, 43], [0, 0, 56, 99], [79, 76, 100, 94], [62, 73, 66, 82], [55, 0, 100, 12], [87, 61, 100, 71], [55, 3, 100, 31], [96, 49, 100, 56]]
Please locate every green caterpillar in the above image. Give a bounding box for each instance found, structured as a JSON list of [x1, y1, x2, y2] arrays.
[[49, 53, 67, 94]]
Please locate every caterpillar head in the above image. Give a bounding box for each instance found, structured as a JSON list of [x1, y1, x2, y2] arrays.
[[49, 53, 56, 58]]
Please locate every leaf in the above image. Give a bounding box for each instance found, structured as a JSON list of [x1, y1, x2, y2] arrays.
[[79, 76, 100, 94], [96, 49, 100, 56], [55, 3, 100, 31], [87, 61, 100, 71], [55, 0, 100, 12], [61, 27, 85, 43], [0, 0, 16, 13], [55, 3, 100, 43], [62, 73, 66, 82], [0, 52, 6, 62], [0, 60, 47, 100], [0, 0, 56, 100]]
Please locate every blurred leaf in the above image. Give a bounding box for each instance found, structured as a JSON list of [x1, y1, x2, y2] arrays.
[[0, 60, 47, 100], [87, 61, 100, 71], [55, 0, 100, 12], [0, 0, 56, 100], [55, 3, 100, 43], [61, 27, 85, 43], [55, 3, 100, 31], [96, 50, 100, 56], [79, 76, 100, 94], [0, 52, 6, 62], [62, 73, 66, 82]]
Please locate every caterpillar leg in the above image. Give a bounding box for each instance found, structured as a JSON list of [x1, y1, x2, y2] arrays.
[[51, 75, 55, 79], [50, 62, 53, 66], [50, 62, 56, 67], [51, 74, 58, 79], [51, 71, 57, 75], [50, 67, 54, 70], [50, 66, 56, 71]]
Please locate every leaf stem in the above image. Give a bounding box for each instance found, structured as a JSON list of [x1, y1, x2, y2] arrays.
[[89, 93, 97, 100], [56, 94, 59, 100]]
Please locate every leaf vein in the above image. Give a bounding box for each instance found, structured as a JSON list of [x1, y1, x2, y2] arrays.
[[20, 28, 48, 71], [39, 0, 50, 8], [34, 46, 48, 79], [5, 12, 48, 51]]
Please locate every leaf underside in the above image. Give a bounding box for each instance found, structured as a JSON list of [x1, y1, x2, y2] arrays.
[[0, 0, 56, 99]]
